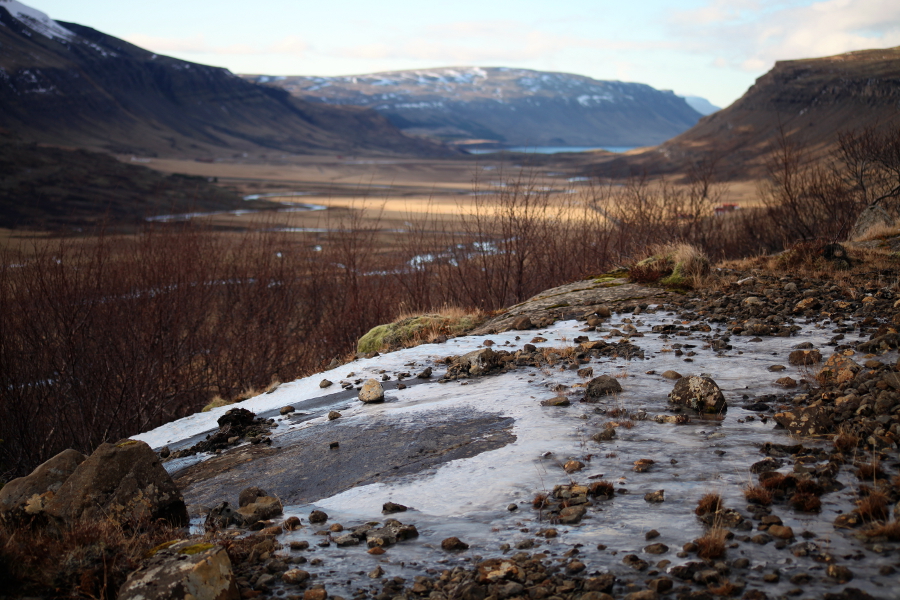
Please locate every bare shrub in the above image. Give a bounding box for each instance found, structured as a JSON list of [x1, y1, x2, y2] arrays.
[[696, 527, 727, 559]]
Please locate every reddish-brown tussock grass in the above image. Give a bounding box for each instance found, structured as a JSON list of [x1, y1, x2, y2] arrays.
[[532, 493, 549, 509], [856, 459, 885, 481], [795, 479, 824, 496], [761, 474, 797, 491], [588, 481, 615, 498], [856, 491, 890, 522], [696, 527, 727, 560], [833, 431, 860, 454], [863, 520, 900, 541], [708, 580, 737, 596], [695, 493, 723, 516], [789, 492, 822, 513], [0, 516, 181, 599], [743, 485, 773, 505]]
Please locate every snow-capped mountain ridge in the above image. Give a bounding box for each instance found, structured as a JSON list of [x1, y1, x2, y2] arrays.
[[246, 67, 705, 147]]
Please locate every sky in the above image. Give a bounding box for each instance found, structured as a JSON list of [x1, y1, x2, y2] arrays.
[[22, 0, 900, 108]]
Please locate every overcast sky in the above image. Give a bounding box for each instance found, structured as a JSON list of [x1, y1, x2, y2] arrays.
[[24, 0, 900, 108]]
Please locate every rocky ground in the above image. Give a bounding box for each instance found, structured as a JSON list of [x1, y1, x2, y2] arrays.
[[2, 244, 898, 600]]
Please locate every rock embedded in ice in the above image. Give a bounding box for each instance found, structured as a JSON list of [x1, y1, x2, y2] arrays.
[[309, 509, 328, 523], [582, 375, 623, 401], [239, 486, 268, 507], [669, 375, 727, 414], [236, 496, 283, 525], [358, 379, 385, 403], [788, 349, 822, 365], [441, 536, 470, 550], [319, 379, 333, 388]]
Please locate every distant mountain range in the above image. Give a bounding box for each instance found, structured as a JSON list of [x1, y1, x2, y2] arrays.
[[0, 0, 446, 158], [593, 46, 900, 178], [244, 68, 710, 148]]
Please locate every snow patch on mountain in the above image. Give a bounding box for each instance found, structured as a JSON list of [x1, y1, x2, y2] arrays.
[[0, 0, 75, 41]]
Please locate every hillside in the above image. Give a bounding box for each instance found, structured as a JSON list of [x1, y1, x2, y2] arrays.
[[588, 46, 900, 179], [0, 1, 449, 158], [245, 67, 704, 148]]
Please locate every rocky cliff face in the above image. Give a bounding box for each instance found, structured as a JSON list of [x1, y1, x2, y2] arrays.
[[0, 3, 448, 157], [245, 67, 703, 148], [590, 46, 900, 178]]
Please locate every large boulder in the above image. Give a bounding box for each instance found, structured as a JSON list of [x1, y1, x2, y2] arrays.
[[359, 379, 385, 403], [44, 439, 188, 526], [850, 203, 894, 240], [817, 353, 861, 385], [118, 540, 239, 600], [0, 448, 85, 523], [669, 376, 727, 414]]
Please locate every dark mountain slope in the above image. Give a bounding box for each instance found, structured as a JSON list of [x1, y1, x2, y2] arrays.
[[0, 5, 448, 157], [588, 46, 900, 179]]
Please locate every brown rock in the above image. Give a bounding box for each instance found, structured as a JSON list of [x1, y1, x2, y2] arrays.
[[826, 564, 853, 583], [644, 543, 669, 554], [511, 315, 534, 330], [327, 411, 341, 420], [359, 379, 385, 403], [776, 376, 797, 388], [282, 569, 310, 584], [669, 376, 726, 414], [118, 540, 239, 600], [817, 353, 861, 384], [236, 496, 283, 526], [476, 558, 526, 584], [633, 458, 655, 472], [558, 505, 587, 524], [564, 460, 585, 473], [583, 375, 623, 401], [308, 509, 328, 524], [239, 486, 268, 508], [661, 370, 682, 380], [382, 501, 408, 514], [0, 448, 85, 522], [788, 349, 821, 366], [644, 490, 665, 503], [773, 407, 833, 436], [441, 536, 469, 551], [768, 525, 794, 539], [303, 588, 327, 600], [43, 440, 187, 526]]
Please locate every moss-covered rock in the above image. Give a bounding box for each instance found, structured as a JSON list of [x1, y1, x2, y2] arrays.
[[357, 312, 482, 354]]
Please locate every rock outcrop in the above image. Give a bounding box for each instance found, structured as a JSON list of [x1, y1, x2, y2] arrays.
[[118, 540, 240, 600]]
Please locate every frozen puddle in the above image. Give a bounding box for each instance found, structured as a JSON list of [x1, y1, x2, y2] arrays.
[[137, 307, 896, 597]]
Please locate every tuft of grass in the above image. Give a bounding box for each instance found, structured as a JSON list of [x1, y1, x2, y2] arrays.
[[708, 580, 737, 597], [357, 308, 485, 354], [761, 473, 797, 491], [856, 459, 885, 481], [695, 493, 723, 516], [795, 479, 824, 496], [856, 491, 890, 522], [833, 431, 860, 454], [588, 481, 615, 498], [696, 528, 727, 559], [863, 520, 900, 541], [789, 492, 822, 513], [532, 493, 549, 509], [743, 485, 773, 505]]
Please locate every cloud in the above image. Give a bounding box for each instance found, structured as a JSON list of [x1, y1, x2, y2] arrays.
[[329, 20, 670, 66], [669, 0, 900, 72], [124, 33, 309, 57]]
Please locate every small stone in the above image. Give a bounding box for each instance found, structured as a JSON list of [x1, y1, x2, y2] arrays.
[[358, 379, 385, 403], [788, 349, 821, 366], [776, 377, 797, 388], [583, 375, 623, 401], [633, 458, 654, 472], [328, 441, 339, 449], [289, 541, 309, 551], [645, 529, 660, 540], [367, 547, 385, 555], [507, 503, 518, 511], [280, 405, 295, 415], [512, 315, 534, 330], [303, 589, 327, 600], [417, 367, 432, 379], [368, 566, 384, 579], [566, 560, 586, 574], [558, 505, 587, 524], [644, 490, 665, 503], [441, 537, 469, 551], [319, 379, 333, 388], [768, 525, 794, 539], [826, 564, 853, 583], [564, 460, 585, 473], [382, 501, 408, 514], [327, 411, 341, 420], [661, 370, 682, 380], [283, 516, 302, 531], [644, 543, 669, 554], [308, 510, 328, 524], [282, 569, 310, 584]]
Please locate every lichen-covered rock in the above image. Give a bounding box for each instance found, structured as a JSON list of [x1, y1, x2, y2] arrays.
[[236, 496, 283, 525], [359, 379, 385, 403], [582, 375, 623, 401], [788, 349, 822, 366], [44, 440, 188, 526], [773, 407, 834, 437], [816, 353, 861, 385], [118, 540, 239, 600], [669, 376, 726, 414], [0, 448, 85, 523]]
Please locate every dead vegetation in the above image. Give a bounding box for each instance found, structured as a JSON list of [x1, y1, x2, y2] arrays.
[[695, 493, 723, 516], [696, 527, 727, 560]]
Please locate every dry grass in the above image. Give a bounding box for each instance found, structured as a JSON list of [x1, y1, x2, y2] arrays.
[[863, 520, 900, 541], [833, 431, 860, 454], [696, 528, 727, 560], [695, 493, 723, 516], [856, 491, 890, 522], [743, 485, 773, 505], [0, 516, 183, 599], [852, 221, 900, 242], [532, 493, 550, 509], [856, 459, 885, 481], [761, 473, 797, 491], [708, 580, 738, 596], [588, 481, 615, 498], [789, 492, 822, 513], [629, 243, 711, 288]]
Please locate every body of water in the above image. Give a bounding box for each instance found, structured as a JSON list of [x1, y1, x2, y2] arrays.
[[466, 145, 638, 155]]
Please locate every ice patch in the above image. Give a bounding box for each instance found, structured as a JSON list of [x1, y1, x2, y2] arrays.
[[0, 0, 75, 41]]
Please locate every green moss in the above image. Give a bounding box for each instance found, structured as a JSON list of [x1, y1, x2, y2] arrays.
[[115, 440, 139, 448], [357, 313, 482, 354], [202, 397, 234, 412], [145, 540, 179, 558], [179, 543, 215, 555], [660, 263, 685, 287]]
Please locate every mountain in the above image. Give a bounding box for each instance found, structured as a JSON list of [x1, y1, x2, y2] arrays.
[[0, 1, 448, 158], [591, 46, 900, 178], [679, 95, 720, 116], [244, 67, 704, 148]]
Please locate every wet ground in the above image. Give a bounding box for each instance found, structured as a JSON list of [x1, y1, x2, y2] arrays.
[[135, 296, 900, 599]]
